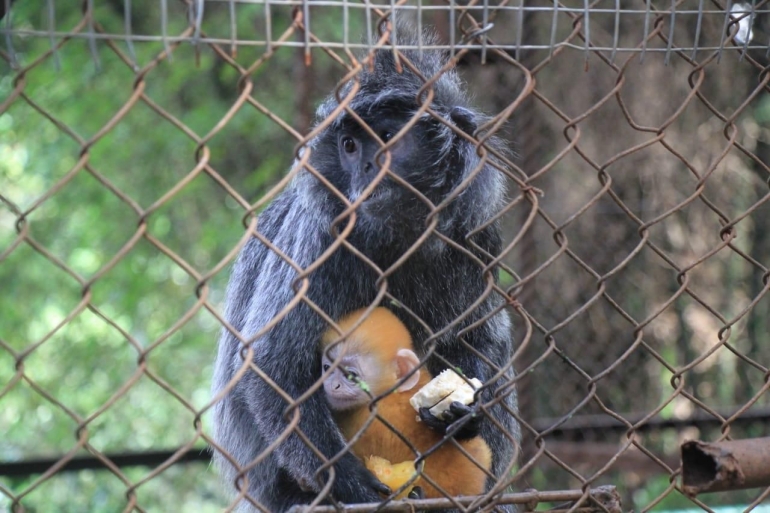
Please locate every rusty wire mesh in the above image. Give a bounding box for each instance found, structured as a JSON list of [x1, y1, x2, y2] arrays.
[[2, 0, 770, 512]]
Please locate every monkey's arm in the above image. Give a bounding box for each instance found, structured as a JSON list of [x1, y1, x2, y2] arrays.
[[219, 316, 390, 505], [422, 309, 519, 475], [420, 308, 519, 453], [241, 347, 389, 501], [217, 217, 388, 505]]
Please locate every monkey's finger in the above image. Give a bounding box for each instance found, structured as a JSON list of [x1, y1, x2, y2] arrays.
[[440, 402, 472, 427], [407, 486, 425, 500], [418, 407, 450, 432], [448, 414, 483, 440], [448, 401, 474, 417], [373, 480, 392, 496], [441, 412, 457, 424], [446, 402, 483, 440]]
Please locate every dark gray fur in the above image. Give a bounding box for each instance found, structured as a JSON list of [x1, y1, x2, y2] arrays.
[[212, 26, 520, 512]]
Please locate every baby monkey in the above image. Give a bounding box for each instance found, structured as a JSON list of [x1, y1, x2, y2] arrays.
[[321, 307, 491, 499]]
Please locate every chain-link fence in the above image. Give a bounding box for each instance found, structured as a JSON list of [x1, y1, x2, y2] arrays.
[[2, 1, 770, 512]]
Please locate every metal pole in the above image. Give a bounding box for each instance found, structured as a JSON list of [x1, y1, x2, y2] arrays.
[[681, 437, 770, 495]]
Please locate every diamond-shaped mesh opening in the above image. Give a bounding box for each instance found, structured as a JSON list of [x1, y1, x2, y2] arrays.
[[3, 1, 770, 512]]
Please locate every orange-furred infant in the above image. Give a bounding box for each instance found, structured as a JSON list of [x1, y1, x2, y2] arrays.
[[320, 307, 492, 499]]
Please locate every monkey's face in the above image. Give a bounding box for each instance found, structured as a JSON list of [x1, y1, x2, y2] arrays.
[[336, 117, 418, 214], [313, 110, 460, 252], [305, 97, 488, 264], [337, 116, 444, 210], [321, 347, 384, 411]]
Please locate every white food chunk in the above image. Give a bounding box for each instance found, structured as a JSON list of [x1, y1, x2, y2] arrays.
[[409, 369, 482, 419]]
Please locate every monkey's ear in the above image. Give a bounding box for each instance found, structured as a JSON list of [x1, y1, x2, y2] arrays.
[[449, 106, 477, 135], [395, 349, 421, 392]]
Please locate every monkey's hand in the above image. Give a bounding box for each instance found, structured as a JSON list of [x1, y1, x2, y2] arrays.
[[362, 467, 393, 497], [418, 401, 482, 440], [330, 453, 392, 500]]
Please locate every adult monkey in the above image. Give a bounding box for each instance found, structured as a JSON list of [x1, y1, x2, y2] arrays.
[[212, 23, 520, 511]]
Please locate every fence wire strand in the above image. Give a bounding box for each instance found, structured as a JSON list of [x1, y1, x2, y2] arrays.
[[2, 0, 770, 512], [1, 2, 770, 62]]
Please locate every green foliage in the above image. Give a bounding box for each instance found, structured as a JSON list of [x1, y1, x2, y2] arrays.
[[0, 1, 336, 510]]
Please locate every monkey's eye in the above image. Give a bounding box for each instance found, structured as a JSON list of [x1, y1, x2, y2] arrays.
[[345, 370, 359, 382], [322, 363, 330, 372], [381, 131, 394, 143], [341, 136, 357, 154]]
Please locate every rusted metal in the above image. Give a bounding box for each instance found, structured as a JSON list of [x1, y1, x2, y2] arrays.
[[289, 486, 621, 513], [2, 1, 770, 512], [681, 438, 770, 496]]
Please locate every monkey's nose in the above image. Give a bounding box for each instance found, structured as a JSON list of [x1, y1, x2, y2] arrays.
[[334, 383, 340, 390]]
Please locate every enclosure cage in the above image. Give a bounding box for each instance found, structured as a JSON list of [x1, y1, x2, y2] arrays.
[[2, 1, 770, 512]]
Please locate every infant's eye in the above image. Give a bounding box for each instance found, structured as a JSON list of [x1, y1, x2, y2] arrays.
[[341, 136, 357, 153], [381, 131, 394, 142], [322, 364, 330, 372], [345, 370, 359, 381]]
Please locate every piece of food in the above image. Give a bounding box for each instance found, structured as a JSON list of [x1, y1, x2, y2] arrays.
[[365, 456, 417, 498], [409, 369, 482, 419]]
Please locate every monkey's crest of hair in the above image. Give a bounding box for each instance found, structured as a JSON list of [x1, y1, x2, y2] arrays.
[[315, 24, 467, 122]]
